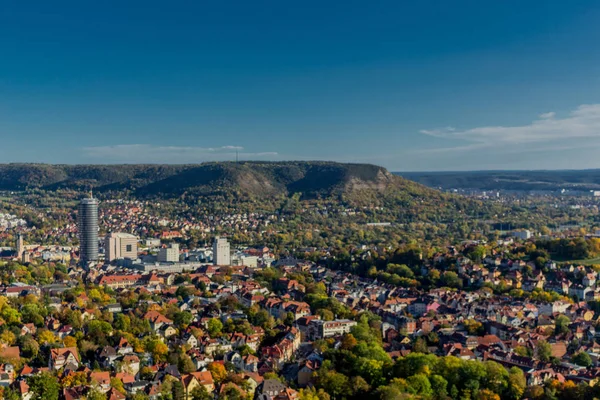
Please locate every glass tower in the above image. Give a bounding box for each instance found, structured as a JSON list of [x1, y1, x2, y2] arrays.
[[78, 197, 99, 263]]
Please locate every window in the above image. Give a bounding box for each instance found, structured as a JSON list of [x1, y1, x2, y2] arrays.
[[126, 244, 132, 252]]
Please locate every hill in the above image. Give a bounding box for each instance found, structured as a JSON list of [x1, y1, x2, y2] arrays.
[[396, 170, 600, 192], [0, 162, 422, 198], [0, 162, 532, 247]]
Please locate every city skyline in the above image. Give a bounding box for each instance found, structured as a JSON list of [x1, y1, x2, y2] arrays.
[[1, 1, 600, 171]]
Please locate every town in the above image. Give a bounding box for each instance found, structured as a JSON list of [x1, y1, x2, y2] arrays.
[[0, 193, 598, 400], [3, 0, 600, 398]]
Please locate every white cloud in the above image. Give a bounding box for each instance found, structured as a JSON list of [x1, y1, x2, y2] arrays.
[[220, 145, 244, 150], [539, 112, 555, 119], [82, 144, 278, 163], [419, 104, 600, 153]]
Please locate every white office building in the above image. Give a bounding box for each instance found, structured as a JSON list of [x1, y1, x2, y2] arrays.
[[213, 237, 231, 266], [105, 232, 138, 262], [158, 243, 180, 263], [511, 230, 532, 240]]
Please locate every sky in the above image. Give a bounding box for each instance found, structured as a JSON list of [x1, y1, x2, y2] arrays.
[[1, 1, 600, 171]]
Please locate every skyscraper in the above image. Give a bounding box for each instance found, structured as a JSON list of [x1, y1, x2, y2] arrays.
[[213, 236, 231, 266], [78, 197, 99, 263]]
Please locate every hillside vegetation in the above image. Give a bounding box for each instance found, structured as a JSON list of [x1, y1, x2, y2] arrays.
[[0, 162, 426, 198], [398, 170, 600, 191], [0, 162, 562, 248]]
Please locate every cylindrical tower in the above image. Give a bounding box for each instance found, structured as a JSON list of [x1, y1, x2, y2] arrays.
[[78, 197, 99, 263]]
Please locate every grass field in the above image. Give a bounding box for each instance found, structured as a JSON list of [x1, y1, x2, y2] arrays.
[[558, 257, 600, 266]]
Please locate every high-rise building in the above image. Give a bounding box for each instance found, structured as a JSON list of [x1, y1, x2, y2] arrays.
[[105, 232, 138, 262], [213, 236, 231, 266], [158, 243, 180, 263], [78, 197, 99, 263]]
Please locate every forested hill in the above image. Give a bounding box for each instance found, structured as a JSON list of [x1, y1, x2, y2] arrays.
[[0, 162, 436, 199], [397, 170, 600, 192]]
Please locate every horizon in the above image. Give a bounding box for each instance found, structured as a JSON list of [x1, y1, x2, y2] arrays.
[[2, 1, 600, 170], [4, 160, 600, 174]]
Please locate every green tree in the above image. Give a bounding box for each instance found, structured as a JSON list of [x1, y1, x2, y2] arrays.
[[555, 315, 570, 335], [178, 353, 196, 374], [317, 309, 334, 321], [299, 387, 331, 400], [407, 374, 433, 396], [21, 335, 40, 358], [110, 378, 126, 394], [114, 314, 131, 331], [536, 340, 552, 362], [317, 370, 351, 399], [572, 352, 592, 367], [467, 245, 486, 262], [2, 387, 21, 400], [413, 337, 429, 353], [172, 380, 185, 400], [441, 271, 462, 288], [507, 367, 526, 400], [28, 372, 60, 400], [207, 318, 223, 337], [284, 312, 295, 326], [483, 361, 509, 394], [430, 374, 448, 398], [174, 311, 193, 328], [86, 388, 106, 400], [191, 385, 212, 400]]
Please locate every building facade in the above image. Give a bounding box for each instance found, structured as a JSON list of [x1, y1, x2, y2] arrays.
[[105, 232, 138, 261], [158, 243, 180, 263], [78, 197, 99, 263], [307, 319, 357, 340], [213, 236, 231, 266], [16, 234, 24, 258]]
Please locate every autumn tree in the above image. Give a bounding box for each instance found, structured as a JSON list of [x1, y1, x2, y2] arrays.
[[207, 362, 227, 384], [340, 333, 357, 350]]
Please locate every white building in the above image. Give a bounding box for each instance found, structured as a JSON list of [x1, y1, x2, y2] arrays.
[[105, 233, 138, 262], [158, 243, 180, 263], [134, 261, 203, 273], [511, 230, 532, 240], [307, 319, 357, 340], [213, 237, 231, 266], [232, 254, 258, 268], [145, 238, 161, 248]]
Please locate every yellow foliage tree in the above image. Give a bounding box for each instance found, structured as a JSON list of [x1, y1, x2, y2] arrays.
[[0, 331, 16, 345], [63, 336, 78, 347], [37, 329, 57, 345], [207, 362, 227, 384]]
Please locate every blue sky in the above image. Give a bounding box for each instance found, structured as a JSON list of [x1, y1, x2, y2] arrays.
[[1, 1, 600, 171]]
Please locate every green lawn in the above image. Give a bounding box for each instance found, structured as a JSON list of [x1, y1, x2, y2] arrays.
[[558, 256, 600, 266]]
